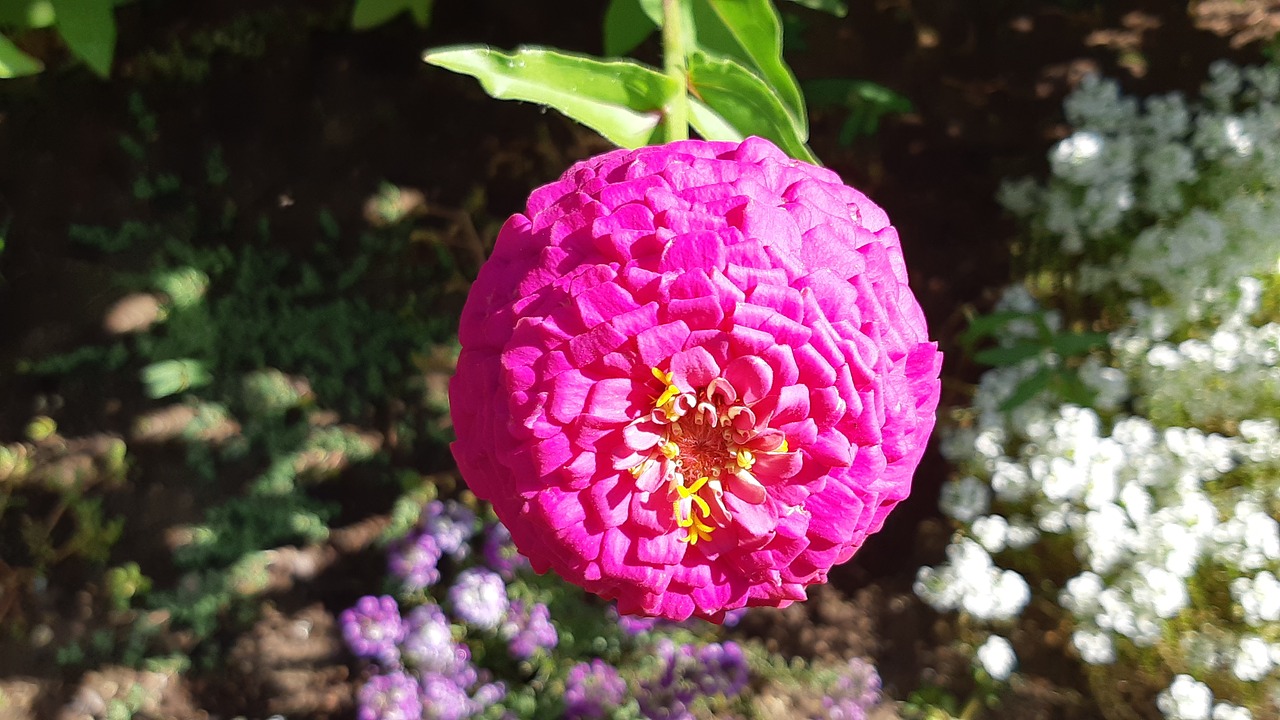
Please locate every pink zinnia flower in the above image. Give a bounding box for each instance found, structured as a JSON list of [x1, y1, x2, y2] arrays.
[[451, 137, 941, 621]]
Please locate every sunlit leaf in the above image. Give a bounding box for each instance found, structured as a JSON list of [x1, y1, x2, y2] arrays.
[[688, 97, 743, 142], [423, 45, 679, 149], [603, 0, 661, 57], [782, 0, 848, 16], [687, 51, 816, 163], [689, 0, 806, 138], [50, 0, 115, 77], [351, 0, 433, 30], [142, 359, 212, 399], [0, 33, 42, 78]]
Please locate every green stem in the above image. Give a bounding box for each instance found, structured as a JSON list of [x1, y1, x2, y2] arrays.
[[661, 0, 690, 142]]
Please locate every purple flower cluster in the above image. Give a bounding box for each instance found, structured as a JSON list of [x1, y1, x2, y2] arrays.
[[564, 659, 628, 720], [819, 658, 882, 720], [422, 500, 478, 559], [638, 639, 751, 720], [402, 604, 468, 675], [389, 531, 444, 591], [482, 521, 529, 578], [448, 567, 509, 630], [340, 595, 506, 720], [502, 600, 558, 660], [341, 595, 405, 666], [611, 605, 748, 636], [357, 670, 422, 720]]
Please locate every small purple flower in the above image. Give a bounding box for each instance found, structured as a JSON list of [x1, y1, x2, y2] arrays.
[[448, 567, 509, 630], [473, 681, 507, 709], [389, 531, 443, 591], [637, 639, 749, 719], [423, 500, 478, 559], [820, 658, 882, 720], [721, 608, 747, 628], [502, 601, 559, 660], [341, 595, 404, 666], [401, 604, 468, 677], [421, 672, 473, 720], [610, 604, 661, 636], [356, 670, 422, 720], [564, 659, 627, 720], [696, 641, 750, 696], [483, 521, 529, 578]]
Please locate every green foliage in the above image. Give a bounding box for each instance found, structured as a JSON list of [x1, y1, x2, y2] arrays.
[[434, 0, 824, 160], [0, 31, 41, 77], [603, 0, 662, 57], [961, 309, 1108, 410], [351, 0, 433, 30], [688, 0, 807, 137], [686, 50, 816, 162], [49, 0, 116, 77], [0, 0, 124, 78], [781, 0, 846, 16], [422, 46, 680, 149], [804, 78, 914, 144]]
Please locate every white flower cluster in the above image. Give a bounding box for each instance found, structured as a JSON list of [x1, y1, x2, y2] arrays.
[[1157, 675, 1254, 720], [922, 63, 1280, 718], [1000, 62, 1280, 328]]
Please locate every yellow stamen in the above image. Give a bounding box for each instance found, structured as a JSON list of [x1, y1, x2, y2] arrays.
[[778, 438, 789, 453], [691, 494, 711, 517], [651, 367, 681, 409], [736, 448, 755, 470], [660, 441, 679, 460]]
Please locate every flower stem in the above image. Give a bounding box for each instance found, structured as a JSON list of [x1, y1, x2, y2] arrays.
[[661, 0, 690, 142]]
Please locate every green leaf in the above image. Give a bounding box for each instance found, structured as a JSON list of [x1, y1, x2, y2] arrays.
[[688, 97, 742, 142], [602, 0, 660, 57], [1049, 331, 1108, 357], [1000, 367, 1053, 411], [50, 0, 115, 77], [689, 0, 806, 138], [973, 342, 1042, 367], [782, 0, 848, 16], [958, 310, 1033, 350], [0, 33, 42, 77], [1054, 369, 1096, 407], [351, 0, 433, 30], [804, 78, 912, 142], [423, 45, 679, 149], [141, 359, 212, 399], [686, 51, 816, 163]]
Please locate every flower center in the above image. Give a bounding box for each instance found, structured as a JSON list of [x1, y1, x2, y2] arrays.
[[627, 366, 789, 546]]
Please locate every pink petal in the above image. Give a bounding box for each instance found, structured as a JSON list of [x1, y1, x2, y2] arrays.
[[723, 355, 773, 405], [727, 468, 767, 504], [670, 346, 720, 389]]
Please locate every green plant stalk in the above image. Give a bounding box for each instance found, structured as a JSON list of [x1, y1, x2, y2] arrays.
[[661, 0, 690, 142]]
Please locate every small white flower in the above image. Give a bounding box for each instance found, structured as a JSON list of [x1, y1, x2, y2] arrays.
[[1212, 703, 1253, 720], [1232, 636, 1273, 681], [976, 635, 1017, 681], [939, 476, 990, 523], [1071, 628, 1116, 665], [1157, 675, 1213, 720], [971, 515, 1009, 553]]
